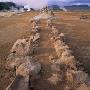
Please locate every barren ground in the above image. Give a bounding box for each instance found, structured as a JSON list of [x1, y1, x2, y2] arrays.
[[0, 11, 90, 90]]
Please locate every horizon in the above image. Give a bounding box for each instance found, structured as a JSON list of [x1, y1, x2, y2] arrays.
[[0, 0, 90, 9]]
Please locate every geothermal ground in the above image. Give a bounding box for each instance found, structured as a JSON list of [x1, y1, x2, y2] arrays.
[[0, 11, 90, 90]]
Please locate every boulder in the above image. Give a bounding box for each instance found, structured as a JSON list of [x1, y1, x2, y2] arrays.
[[6, 56, 25, 70], [10, 39, 31, 56], [74, 71, 88, 84], [16, 56, 41, 76]]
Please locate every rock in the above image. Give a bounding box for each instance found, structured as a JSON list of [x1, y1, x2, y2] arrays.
[[49, 55, 55, 61], [74, 71, 88, 84], [31, 28, 39, 33], [51, 63, 61, 72], [10, 39, 31, 56], [61, 49, 72, 57], [6, 56, 41, 90], [51, 62, 66, 72], [16, 63, 30, 77], [52, 35, 64, 42], [33, 13, 53, 20], [85, 77, 90, 86], [51, 33, 65, 42], [6, 75, 30, 90], [32, 33, 40, 42], [77, 83, 89, 90], [6, 56, 25, 70], [54, 40, 66, 48], [32, 20, 39, 28], [48, 10, 54, 16], [64, 86, 72, 90], [58, 56, 76, 70], [59, 33, 65, 37], [54, 47, 69, 58], [66, 71, 74, 84], [16, 56, 41, 76], [47, 19, 53, 27], [48, 73, 61, 85], [11, 39, 26, 51], [52, 26, 59, 35]]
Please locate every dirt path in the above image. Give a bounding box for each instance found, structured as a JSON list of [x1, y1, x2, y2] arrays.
[[33, 24, 64, 90]]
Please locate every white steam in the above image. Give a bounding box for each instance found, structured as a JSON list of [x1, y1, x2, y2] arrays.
[[0, 0, 74, 8]]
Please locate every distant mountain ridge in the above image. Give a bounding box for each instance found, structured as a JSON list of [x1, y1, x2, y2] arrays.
[[48, 5, 60, 10], [0, 2, 16, 10], [65, 5, 90, 11], [0, 2, 90, 11], [0, 2, 23, 11]]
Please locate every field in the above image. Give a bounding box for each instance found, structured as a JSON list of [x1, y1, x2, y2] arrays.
[[0, 11, 90, 90]]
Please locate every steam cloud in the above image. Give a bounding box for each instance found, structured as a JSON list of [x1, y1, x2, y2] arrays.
[[0, 0, 90, 9]]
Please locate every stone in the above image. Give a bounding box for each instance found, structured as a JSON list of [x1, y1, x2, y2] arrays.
[[48, 73, 61, 85], [16, 56, 41, 76], [74, 71, 88, 84], [6, 75, 30, 90], [10, 39, 31, 56], [77, 83, 89, 90], [33, 33, 40, 42], [6, 56, 25, 70]]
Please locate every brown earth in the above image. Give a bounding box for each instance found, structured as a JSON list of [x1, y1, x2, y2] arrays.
[[0, 11, 90, 90]]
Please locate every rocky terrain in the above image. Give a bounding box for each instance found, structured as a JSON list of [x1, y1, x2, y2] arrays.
[[0, 11, 90, 90]]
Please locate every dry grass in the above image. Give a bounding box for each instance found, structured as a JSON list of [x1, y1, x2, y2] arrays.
[[0, 11, 90, 90], [55, 11, 90, 74]]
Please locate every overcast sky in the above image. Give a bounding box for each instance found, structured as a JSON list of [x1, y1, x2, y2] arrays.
[[0, 0, 90, 8]]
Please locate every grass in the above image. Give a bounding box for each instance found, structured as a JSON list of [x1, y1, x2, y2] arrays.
[[0, 11, 90, 90]]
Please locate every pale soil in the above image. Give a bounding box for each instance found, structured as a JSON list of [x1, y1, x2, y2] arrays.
[[0, 11, 90, 90]]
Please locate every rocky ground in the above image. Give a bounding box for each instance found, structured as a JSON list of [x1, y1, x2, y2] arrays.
[[0, 11, 90, 90]]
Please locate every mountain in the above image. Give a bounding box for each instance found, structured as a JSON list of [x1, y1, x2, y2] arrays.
[[48, 5, 60, 10], [0, 2, 17, 10], [65, 5, 90, 11], [0, 2, 24, 11]]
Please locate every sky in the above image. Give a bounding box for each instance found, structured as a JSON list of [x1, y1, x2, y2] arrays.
[[0, 0, 90, 9]]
